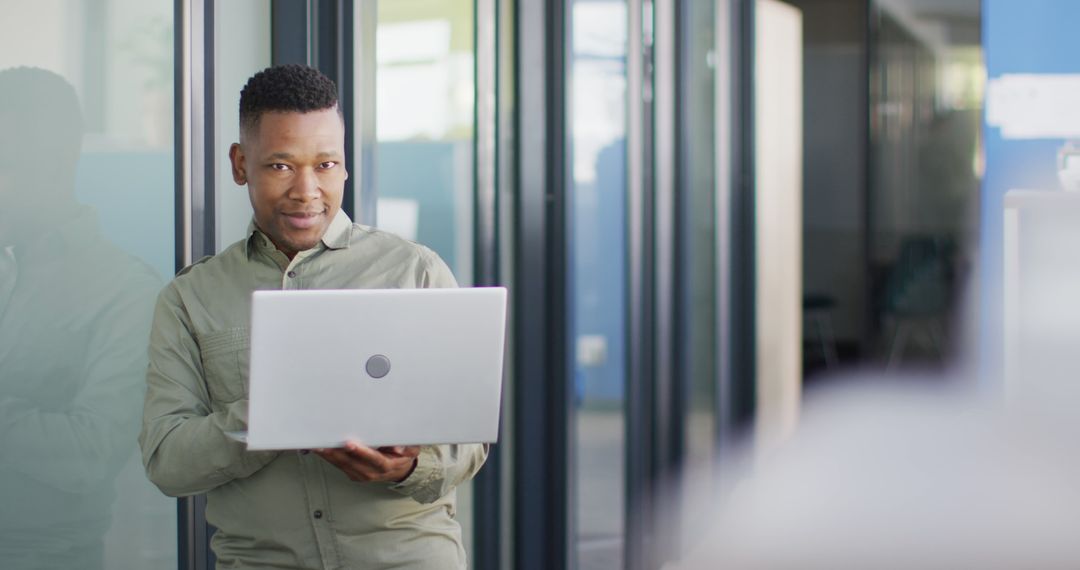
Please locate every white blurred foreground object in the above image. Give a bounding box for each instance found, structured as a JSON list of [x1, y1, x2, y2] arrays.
[[677, 184, 1080, 569], [680, 379, 1080, 569]]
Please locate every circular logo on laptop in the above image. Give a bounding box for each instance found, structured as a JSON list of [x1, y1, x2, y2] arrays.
[[365, 354, 391, 379]]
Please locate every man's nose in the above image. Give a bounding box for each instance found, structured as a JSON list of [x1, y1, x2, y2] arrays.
[[289, 168, 320, 201]]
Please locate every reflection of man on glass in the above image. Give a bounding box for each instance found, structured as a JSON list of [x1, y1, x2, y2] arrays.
[[140, 65, 486, 568], [0, 67, 160, 568]]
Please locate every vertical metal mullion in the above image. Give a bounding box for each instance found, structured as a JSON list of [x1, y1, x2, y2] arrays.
[[271, 0, 313, 66], [354, 0, 378, 226], [175, 0, 191, 274], [625, 0, 653, 568], [473, 0, 502, 566], [721, 0, 756, 444], [495, 0, 517, 566], [714, 0, 756, 450], [310, 0, 355, 219], [174, 5, 192, 567], [199, 0, 216, 258], [513, 0, 571, 567], [176, 0, 215, 568], [549, 0, 573, 564], [337, 0, 356, 220], [651, 0, 680, 566]]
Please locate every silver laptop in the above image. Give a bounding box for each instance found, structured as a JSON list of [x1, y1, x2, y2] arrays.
[[243, 287, 507, 450]]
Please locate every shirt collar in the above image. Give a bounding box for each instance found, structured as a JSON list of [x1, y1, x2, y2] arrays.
[[245, 209, 353, 258]]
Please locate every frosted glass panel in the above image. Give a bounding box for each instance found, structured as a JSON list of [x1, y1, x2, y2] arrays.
[[0, 1, 177, 567]]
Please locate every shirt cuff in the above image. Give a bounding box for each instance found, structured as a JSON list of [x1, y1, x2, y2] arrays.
[[389, 446, 442, 503]]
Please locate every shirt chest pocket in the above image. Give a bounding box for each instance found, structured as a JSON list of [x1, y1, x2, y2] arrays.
[[196, 327, 250, 404]]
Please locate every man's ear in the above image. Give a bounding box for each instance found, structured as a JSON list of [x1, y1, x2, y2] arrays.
[[229, 143, 247, 185]]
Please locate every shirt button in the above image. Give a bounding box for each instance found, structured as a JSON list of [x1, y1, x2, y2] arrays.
[[313, 510, 323, 519], [287, 270, 297, 278]]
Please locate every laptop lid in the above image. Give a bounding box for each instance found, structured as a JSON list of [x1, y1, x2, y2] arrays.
[[245, 287, 507, 450]]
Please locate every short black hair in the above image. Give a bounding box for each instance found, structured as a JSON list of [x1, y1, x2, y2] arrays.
[[238, 64, 341, 136]]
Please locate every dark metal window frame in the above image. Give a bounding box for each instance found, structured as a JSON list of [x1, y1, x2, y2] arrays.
[[511, 0, 574, 568], [717, 0, 758, 449], [174, 0, 216, 568], [472, 0, 506, 567], [270, 0, 359, 222]]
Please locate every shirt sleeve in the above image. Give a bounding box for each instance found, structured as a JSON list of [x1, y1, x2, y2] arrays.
[[418, 247, 460, 289], [138, 283, 279, 497], [389, 443, 490, 504]]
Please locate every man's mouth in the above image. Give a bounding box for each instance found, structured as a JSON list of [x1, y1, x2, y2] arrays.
[[282, 210, 325, 230]]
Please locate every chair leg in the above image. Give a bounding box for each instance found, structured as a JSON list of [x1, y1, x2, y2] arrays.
[[820, 315, 838, 369], [888, 321, 911, 370]]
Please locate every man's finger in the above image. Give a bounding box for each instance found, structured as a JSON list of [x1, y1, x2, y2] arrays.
[[377, 445, 420, 458], [344, 442, 396, 473]]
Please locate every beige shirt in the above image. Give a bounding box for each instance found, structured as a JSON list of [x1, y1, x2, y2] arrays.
[[139, 211, 487, 569]]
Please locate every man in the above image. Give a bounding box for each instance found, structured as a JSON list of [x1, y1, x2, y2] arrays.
[[139, 64, 487, 569], [0, 67, 162, 568]]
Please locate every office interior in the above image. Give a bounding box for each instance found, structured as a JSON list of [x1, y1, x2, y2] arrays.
[[4, 0, 1077, 568]]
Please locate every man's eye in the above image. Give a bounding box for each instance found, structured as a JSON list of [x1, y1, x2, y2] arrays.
[[270, 163, 290, 171], [319, 161, 338, 170]]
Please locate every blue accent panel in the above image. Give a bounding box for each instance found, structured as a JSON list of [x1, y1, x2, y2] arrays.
[[573, 140, 627, 404], [981, 0, 1080, 377]]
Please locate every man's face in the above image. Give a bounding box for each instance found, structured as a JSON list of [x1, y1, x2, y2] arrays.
[[229, 107, 347, 258]]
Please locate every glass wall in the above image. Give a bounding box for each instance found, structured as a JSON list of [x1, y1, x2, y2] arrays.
[[569, 1, 629, 568], [868, 0, 983, 369], [0, 1, 177, 568], [785, 0, 983, 381], [789, 0, 867, 379], [375, 0, 475, 285]]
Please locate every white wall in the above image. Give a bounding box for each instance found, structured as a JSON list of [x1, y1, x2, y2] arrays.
[[755, 0, 804, 454]]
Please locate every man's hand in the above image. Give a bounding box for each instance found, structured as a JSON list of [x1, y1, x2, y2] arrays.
[[314, 441, 420, 483]]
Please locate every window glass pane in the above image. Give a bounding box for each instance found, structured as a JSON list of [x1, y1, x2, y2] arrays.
[[0, 0, 177, 567], [570, 1, 628, 567], [785, 0, 984, 382], [867, 1, 982, 369], [375, 0, 475, 286], [216, 0, 272, 251]]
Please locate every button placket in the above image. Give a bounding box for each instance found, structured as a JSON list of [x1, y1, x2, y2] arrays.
[[298, 454, 342, 567], [282, 266, 299, 289]]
